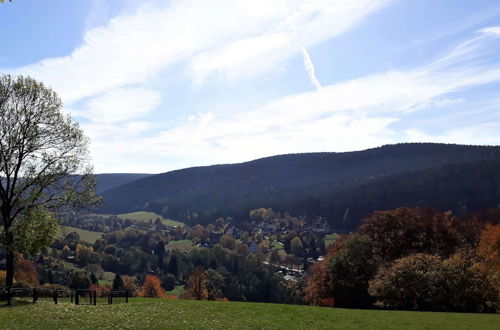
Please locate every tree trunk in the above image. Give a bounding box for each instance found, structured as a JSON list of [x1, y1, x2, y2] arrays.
[[5, 231, 15, 289]]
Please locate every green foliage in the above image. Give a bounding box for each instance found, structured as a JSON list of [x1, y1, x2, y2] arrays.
[[3, 206, 58, 256], [327, 234, 377, 308], [205, 269, 225, 300], [290, 236, 304, 257], [69, 272, 90, 290], [369, 253, 497, 313], [113, 273, 124, 290]]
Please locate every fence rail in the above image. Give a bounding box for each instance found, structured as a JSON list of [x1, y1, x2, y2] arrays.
[[0, 286, 129, 306]]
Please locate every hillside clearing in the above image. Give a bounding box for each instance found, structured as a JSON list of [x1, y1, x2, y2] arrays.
[[117, 211, 183, 227], [165, 239, 194, 252], [57, 226, 102, 244], [0, 299, 497, 329]]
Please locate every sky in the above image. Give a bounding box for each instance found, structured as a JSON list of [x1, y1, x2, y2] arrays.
[[1, 0, 500, 174]]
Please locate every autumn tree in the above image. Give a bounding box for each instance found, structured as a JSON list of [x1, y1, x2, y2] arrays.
[[140, 275, 165, 298], [13, 254, 38, 286], [475, 223, 500, 295], [0, 75, 97, 290], [219, 234, 236, 249], [359, 207, 464, 261], [187, 266, 207, 300], [123, 276, 138, 297]]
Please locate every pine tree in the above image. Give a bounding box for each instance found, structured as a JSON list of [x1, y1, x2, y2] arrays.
[[112, 273, 124, 290]]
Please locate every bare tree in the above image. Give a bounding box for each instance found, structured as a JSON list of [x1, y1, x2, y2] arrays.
[[0, 74, 97, 291]]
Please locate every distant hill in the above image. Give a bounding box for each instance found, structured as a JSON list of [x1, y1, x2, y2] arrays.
[[98, 143, 500, 230], [95, 173, 152, 193]]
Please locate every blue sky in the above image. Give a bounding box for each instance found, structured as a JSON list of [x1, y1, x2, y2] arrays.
[[1, 0, 500, 173]]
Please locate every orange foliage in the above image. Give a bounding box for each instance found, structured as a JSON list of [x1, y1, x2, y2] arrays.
[[14, 255, 38, 286], [139, 275, 165, 298], [475, 223, 500, 290], [0, 270, 5, 286], [303, 237, 346, 306], [187, 266, 208, 300], [89, 284, 110, 297]]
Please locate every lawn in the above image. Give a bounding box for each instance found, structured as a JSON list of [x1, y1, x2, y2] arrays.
[[117, 211, 183, 227], [58, 226, 103, 244], [0, 298, 498, 329]]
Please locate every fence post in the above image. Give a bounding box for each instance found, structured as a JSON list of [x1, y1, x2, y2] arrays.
[[53, 289, 58, 305], [33, 287, 37, 303], [126, 290, 129, 303], [70, 291, 73, 304], [75, 290, 79, 305], [93, 290, 96, 305]]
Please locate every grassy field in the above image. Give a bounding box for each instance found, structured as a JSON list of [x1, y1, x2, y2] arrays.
[[117, 211, 183, 227], [60, 260, 115, 282], [58, 226, 103, 244], [165, 239, 194, 252], [325, 233, 340, 248], [0, 298, 498, 329], [165, 285, 185, 298]]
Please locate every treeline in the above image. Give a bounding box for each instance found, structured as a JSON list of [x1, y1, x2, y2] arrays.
[[304, 207, 500, 313]]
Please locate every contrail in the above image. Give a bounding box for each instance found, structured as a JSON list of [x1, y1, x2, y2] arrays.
[[300, 46, 322, 90], [281, 0, 323, 90]]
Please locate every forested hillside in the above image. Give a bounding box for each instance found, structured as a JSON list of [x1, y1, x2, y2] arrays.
[[95, 173, 152, 193], [98, 143, 500, 230]]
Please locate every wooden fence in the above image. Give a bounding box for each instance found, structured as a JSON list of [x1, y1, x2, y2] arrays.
[[0, 286, 129, 306]]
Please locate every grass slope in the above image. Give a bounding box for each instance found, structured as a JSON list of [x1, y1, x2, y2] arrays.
[[58, 226, 103, 244], [165, 240, 194, 252], [117, 211, 183, 227], [0, 299, 498, 329]]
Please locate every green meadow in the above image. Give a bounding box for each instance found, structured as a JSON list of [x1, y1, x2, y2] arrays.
[[0, 298, 498, 329]]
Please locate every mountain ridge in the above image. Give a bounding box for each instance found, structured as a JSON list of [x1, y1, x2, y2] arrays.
[[97, 143, 500, 229]]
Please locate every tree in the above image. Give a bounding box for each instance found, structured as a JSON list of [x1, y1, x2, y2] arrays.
[[204, 268, 225, 300], [269, 249, 280, 266], [112, 273, 124, 290], [290, 236, 304, 257], [326, 234, 376, 308], [219, 234, 236, 249], [89, 273, 98, 285], [139, 275, 165, 298], [475, 223, 500, 295], [70, 272, 91, 290], [187, 266, 207, 300], [359, 208, 464, 261], [369, 253, 497, 312], [123, 276, 138, 297], [0, 75, 98, 290], [13, 254, 38, 286]]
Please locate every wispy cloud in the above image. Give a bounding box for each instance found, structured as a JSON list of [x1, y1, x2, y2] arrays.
[[3, 1, 500, 173], [128, 28, 500, 171]]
